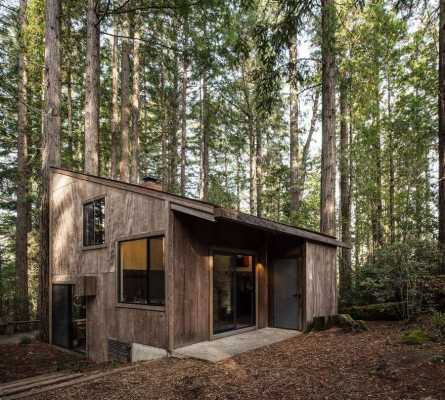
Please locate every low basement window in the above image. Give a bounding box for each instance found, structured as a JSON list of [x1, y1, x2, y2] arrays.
[[118, 236, 165, 306]]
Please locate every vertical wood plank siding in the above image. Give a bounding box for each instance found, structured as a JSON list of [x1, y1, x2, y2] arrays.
[[50, 173, 168, 362], [304, 241, 338, 324]]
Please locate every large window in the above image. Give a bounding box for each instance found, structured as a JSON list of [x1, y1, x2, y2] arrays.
[[83, 198, 105, 247], [119, 236, 165, 306], [213, 253, 255, 334]]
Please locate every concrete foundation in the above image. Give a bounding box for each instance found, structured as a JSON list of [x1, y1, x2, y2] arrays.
[[131, 343, 167, 362]]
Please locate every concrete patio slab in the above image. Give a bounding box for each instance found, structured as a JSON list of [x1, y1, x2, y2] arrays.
[[173, 327, 300, 363]]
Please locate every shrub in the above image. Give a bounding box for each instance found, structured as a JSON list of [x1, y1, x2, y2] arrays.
[[353, 240, 440, 318], [19, 336, 32, 345], [401, 329, 430, 345], [431, 311, 445, 338], [344, 302, 406, 321]]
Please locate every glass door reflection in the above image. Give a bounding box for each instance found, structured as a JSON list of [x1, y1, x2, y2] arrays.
[[213, 253, 255, 334]]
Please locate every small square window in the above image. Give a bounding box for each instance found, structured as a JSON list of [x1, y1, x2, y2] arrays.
[[83, 198, 105, 247]]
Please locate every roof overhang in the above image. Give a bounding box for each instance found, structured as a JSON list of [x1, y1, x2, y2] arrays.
[[214, 207, 351, 248]]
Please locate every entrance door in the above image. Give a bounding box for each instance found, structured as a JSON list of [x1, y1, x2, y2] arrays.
[[273, 258, 299, 330], [52, 284, 87, 351], [213, 253, 255, 334], [52, 284, 72, 348]]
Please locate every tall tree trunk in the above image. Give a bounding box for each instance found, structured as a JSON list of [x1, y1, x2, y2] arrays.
[[110, 15, 119, 179], [200, 72, 209, 201], [320, 0, 337, 236], [168, 48, 179, 191], [289, 34, 300, 218], [16, 0, 29, 321], [300, 89, 320, 189], [160, 61, 168, 189], [371, 83, 384, 249], [440, 0, 445, 271], [40, 0, 61, 341], [241, 60, 256, 215], [130, 18, 141, 183], [255, 122, 262, 217], [119, 13, 130, 182], [339, 76, 352, 306], [179, 17, 188, 196], [65, 8, 74, 169], [84, 0, 100, 175], [249, 119, 256, 215], [387, 73, 395, 243]]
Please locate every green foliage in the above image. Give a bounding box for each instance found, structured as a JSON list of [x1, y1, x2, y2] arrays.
[[400, 328, 429, 345], [344, 302, 405, 321], [19, 336, 32, 345], [354, 240, 440, 317], [431, 311, 445, 339], [305, 314, 367, 333]]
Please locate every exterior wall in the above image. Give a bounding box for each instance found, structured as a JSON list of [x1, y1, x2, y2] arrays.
[[171, 213, 269, 349], [304, 241, 338, 324], [50, 171, 168, 362]]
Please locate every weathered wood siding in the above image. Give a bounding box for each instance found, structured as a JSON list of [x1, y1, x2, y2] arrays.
[[171, 214, 269, 348], [50, 172, 168, 362], [172, 215, 210, 348], [304, 241, 337, 324]]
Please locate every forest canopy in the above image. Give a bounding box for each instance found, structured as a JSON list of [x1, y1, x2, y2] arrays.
[[0, 0, 440, 325]]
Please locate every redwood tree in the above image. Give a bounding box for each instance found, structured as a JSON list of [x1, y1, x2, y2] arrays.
[[84, 0, 100, 175], [439, 0, 445, 270], [40, 0, 61, 341], [15, 0, 29, 321], [320, 0, 337, 236]]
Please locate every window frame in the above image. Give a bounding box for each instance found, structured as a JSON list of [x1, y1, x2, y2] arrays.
[[82, 195, 106, 250], [116, 232, 166, 311]]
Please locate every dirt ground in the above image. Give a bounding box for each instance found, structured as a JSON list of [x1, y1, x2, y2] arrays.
[[0, 341, 122, 383], [25, 322, 445, 400]]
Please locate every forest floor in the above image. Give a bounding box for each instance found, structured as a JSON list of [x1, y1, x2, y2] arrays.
[[0, 341, 125, 384], [23, 321, 445, 400]]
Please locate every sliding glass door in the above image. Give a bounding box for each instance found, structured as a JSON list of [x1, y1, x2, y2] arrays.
[[213, 253, 256, 334]]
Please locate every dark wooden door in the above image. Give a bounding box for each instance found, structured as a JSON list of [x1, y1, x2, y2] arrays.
[[52, 284, 72, 348], [273, 258, 299, 330]]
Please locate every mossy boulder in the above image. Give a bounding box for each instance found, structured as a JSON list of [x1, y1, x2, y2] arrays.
[[343, 302, 405, 321], [335, 314, 368, 332], [305, 314, 367, 333], [400, 329, 430, 345]]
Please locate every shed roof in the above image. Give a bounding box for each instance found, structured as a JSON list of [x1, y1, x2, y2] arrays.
[[50, 167, 350, 248]]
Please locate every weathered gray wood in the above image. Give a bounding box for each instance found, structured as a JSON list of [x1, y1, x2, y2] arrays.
[[304, 241, 337, 325]]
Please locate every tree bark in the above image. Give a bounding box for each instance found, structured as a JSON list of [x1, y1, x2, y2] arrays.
[[168, 47, 179, 191], [16, 0, 29, 321], [339, 76, 352, 306], [255, 121, 263, 217], [84, 0, 100, 175], [200, 72, 209, 201], [40, 0, 61, 341], [387, 72, 395, 243], [65, 7, 74, 169], [179, 17, 189, 196], [130, 18, 141, 183], [371, 83, 384, 249], [300, 89, 320, 190], [289, 34, 300, 218], [440, 0, 445, 271], [320, 0, 337, 236], [110, 15, 119, 179], [119, 13, 131, 182]]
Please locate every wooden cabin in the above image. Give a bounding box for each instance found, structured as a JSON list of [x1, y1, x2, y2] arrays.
[[49, 167, 347, 362]]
